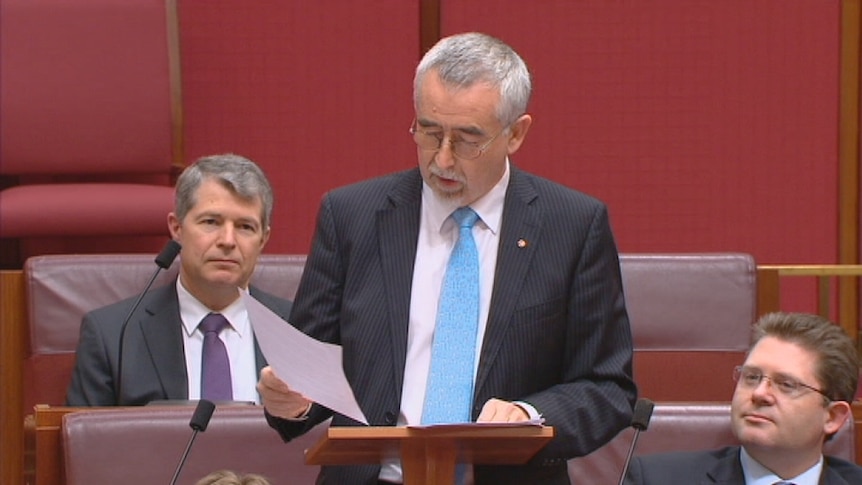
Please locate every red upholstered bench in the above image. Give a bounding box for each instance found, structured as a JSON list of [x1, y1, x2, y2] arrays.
[[22, 252, 756, 411], [62, 406, 327, 485]]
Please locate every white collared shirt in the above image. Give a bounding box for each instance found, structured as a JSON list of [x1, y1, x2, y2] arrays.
[[740, 446, 823, 485], [177, 278, 260, 403], [378, 162, 510, 483]]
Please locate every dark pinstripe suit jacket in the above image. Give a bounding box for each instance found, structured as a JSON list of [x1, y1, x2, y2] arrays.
[[624, 446, 862, 484], [66, 281, 291, 406], [268, 166, 636, 484]]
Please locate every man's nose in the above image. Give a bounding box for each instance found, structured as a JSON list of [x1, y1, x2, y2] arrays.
[[750, 376, 777, 401], [217, 224, 237, 246], [435, 138, 457, 169]]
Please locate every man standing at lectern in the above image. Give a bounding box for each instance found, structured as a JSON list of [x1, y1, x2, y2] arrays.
[[259, 32, 636, 484]]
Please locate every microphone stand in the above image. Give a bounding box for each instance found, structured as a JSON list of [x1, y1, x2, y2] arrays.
[[169, 399, 216, 485], [617, 398, 655, 485], [115, 240, 181, 404]]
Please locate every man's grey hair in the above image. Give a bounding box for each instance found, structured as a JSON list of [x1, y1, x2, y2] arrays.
[[174, 153, 274, 227], [414, 32, 532, 127]]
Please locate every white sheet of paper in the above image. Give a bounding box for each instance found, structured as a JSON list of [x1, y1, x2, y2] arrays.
[[408, 418, 545, 429], [241, 292, 368, 425]]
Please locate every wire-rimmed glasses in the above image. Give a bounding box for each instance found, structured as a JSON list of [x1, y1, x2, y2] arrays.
[[409, 120, 507, 160], [732, 365, 832, 400]]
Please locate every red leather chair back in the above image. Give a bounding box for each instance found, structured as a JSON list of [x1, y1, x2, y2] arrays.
[[622, 253, 757, 400], [22, 252, 756, 411], [0, 0, 182, 260], [63, 406, 327, 485]]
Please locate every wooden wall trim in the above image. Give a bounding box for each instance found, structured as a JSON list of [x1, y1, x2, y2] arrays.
[[0, 270, 25, 485], [419, 0, 441, 57], [840, 0, 861, 335], [166, 0, 185, 173], [853, 401, 862, 465]]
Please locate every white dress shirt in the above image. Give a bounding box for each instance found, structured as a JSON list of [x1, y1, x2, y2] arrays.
[[378, 162, 510, 483], [177, 278, 260, 403], [740, 446, 823, 485]]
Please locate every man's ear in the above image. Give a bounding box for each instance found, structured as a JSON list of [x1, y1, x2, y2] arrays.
[[506, 114, 533, 155], [167, 212, 181, 240], [260, 226, 271, 249], [823, 400, 851, 436]]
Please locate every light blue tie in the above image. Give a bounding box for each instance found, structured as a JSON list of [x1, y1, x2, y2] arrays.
[[422, 207, 480, 425]]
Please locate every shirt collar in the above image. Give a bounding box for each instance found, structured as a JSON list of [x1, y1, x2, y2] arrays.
[[422, 159, 510, 235], [176, 275, 250, 337], [740, 446, 823, 485]]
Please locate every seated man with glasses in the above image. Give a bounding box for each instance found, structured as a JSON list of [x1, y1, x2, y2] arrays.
[[625, 312, 862, 485]]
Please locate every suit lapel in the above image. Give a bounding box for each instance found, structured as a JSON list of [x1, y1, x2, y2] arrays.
[[820, 463, 852, 485], [140, 283, 188, 399], [474, 168, 541, 395], [704, 447, 746, 484], [377, 169, 423, 395]]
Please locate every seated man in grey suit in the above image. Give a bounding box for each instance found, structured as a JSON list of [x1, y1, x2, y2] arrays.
[[67, 153, 292, 406], [625, 312, 862, 485]]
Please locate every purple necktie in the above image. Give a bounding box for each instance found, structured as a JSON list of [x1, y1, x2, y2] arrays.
[[200, 313, 233, 401]]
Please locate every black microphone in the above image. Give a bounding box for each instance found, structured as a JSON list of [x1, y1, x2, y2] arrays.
[[169, 399, 216, 485], [617, 398, 655, 485], [115, 240, 182, 404]]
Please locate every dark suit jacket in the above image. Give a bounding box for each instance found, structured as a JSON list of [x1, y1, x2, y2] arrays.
[[624, 446, 862, 485], [66, 281, 292, 406], [267, 167, 637, 484]]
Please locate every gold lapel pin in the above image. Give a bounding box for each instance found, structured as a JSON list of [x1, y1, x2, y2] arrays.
[[517, 239, 528, 248]]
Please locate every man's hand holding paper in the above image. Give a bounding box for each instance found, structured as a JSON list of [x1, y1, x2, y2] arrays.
[[242, 292, 368, 425], [257, 367, 312, 420]]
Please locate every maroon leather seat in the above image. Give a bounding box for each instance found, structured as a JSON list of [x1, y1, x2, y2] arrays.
[[60, 402, 855, 485], [20, 252, 755, 412], [15, 252, 834, 483], [0, 0, 182, 263], [621, 253, 757, 400], [62, 406, 327, 485]]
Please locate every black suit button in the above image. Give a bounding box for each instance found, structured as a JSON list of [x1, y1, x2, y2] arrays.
[[384, 412, 396, 424]]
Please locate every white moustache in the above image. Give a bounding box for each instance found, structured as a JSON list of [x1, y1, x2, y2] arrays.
[[429, 165, 465, 184]]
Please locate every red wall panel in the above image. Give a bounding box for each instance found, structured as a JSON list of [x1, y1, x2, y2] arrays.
[[178, 1, 843, 314], [441, 1, 840, 267], [179, 1, 419, 254], [441, 0, 841, 313]]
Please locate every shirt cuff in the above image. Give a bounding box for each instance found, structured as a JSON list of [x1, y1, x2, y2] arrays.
[[513, 401, 542, 421]]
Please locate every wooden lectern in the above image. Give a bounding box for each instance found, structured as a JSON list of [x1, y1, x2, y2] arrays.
[[306, 424, 554, 485]]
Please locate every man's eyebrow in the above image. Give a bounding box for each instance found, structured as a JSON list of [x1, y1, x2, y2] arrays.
[[771, 371, 802, 381], [195, 211, 222, 219], [237, 217, 262, 227], [416, 118, 486, 136]]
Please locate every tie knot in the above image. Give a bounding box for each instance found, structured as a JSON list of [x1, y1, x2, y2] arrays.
[[200, 313, 229, 334], [452, 207, 479, 229]]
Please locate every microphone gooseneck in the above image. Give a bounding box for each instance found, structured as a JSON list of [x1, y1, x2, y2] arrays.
[[617, 398, 655, 485], [169, 399, 215, 485], [115, 240, 181, 405]]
